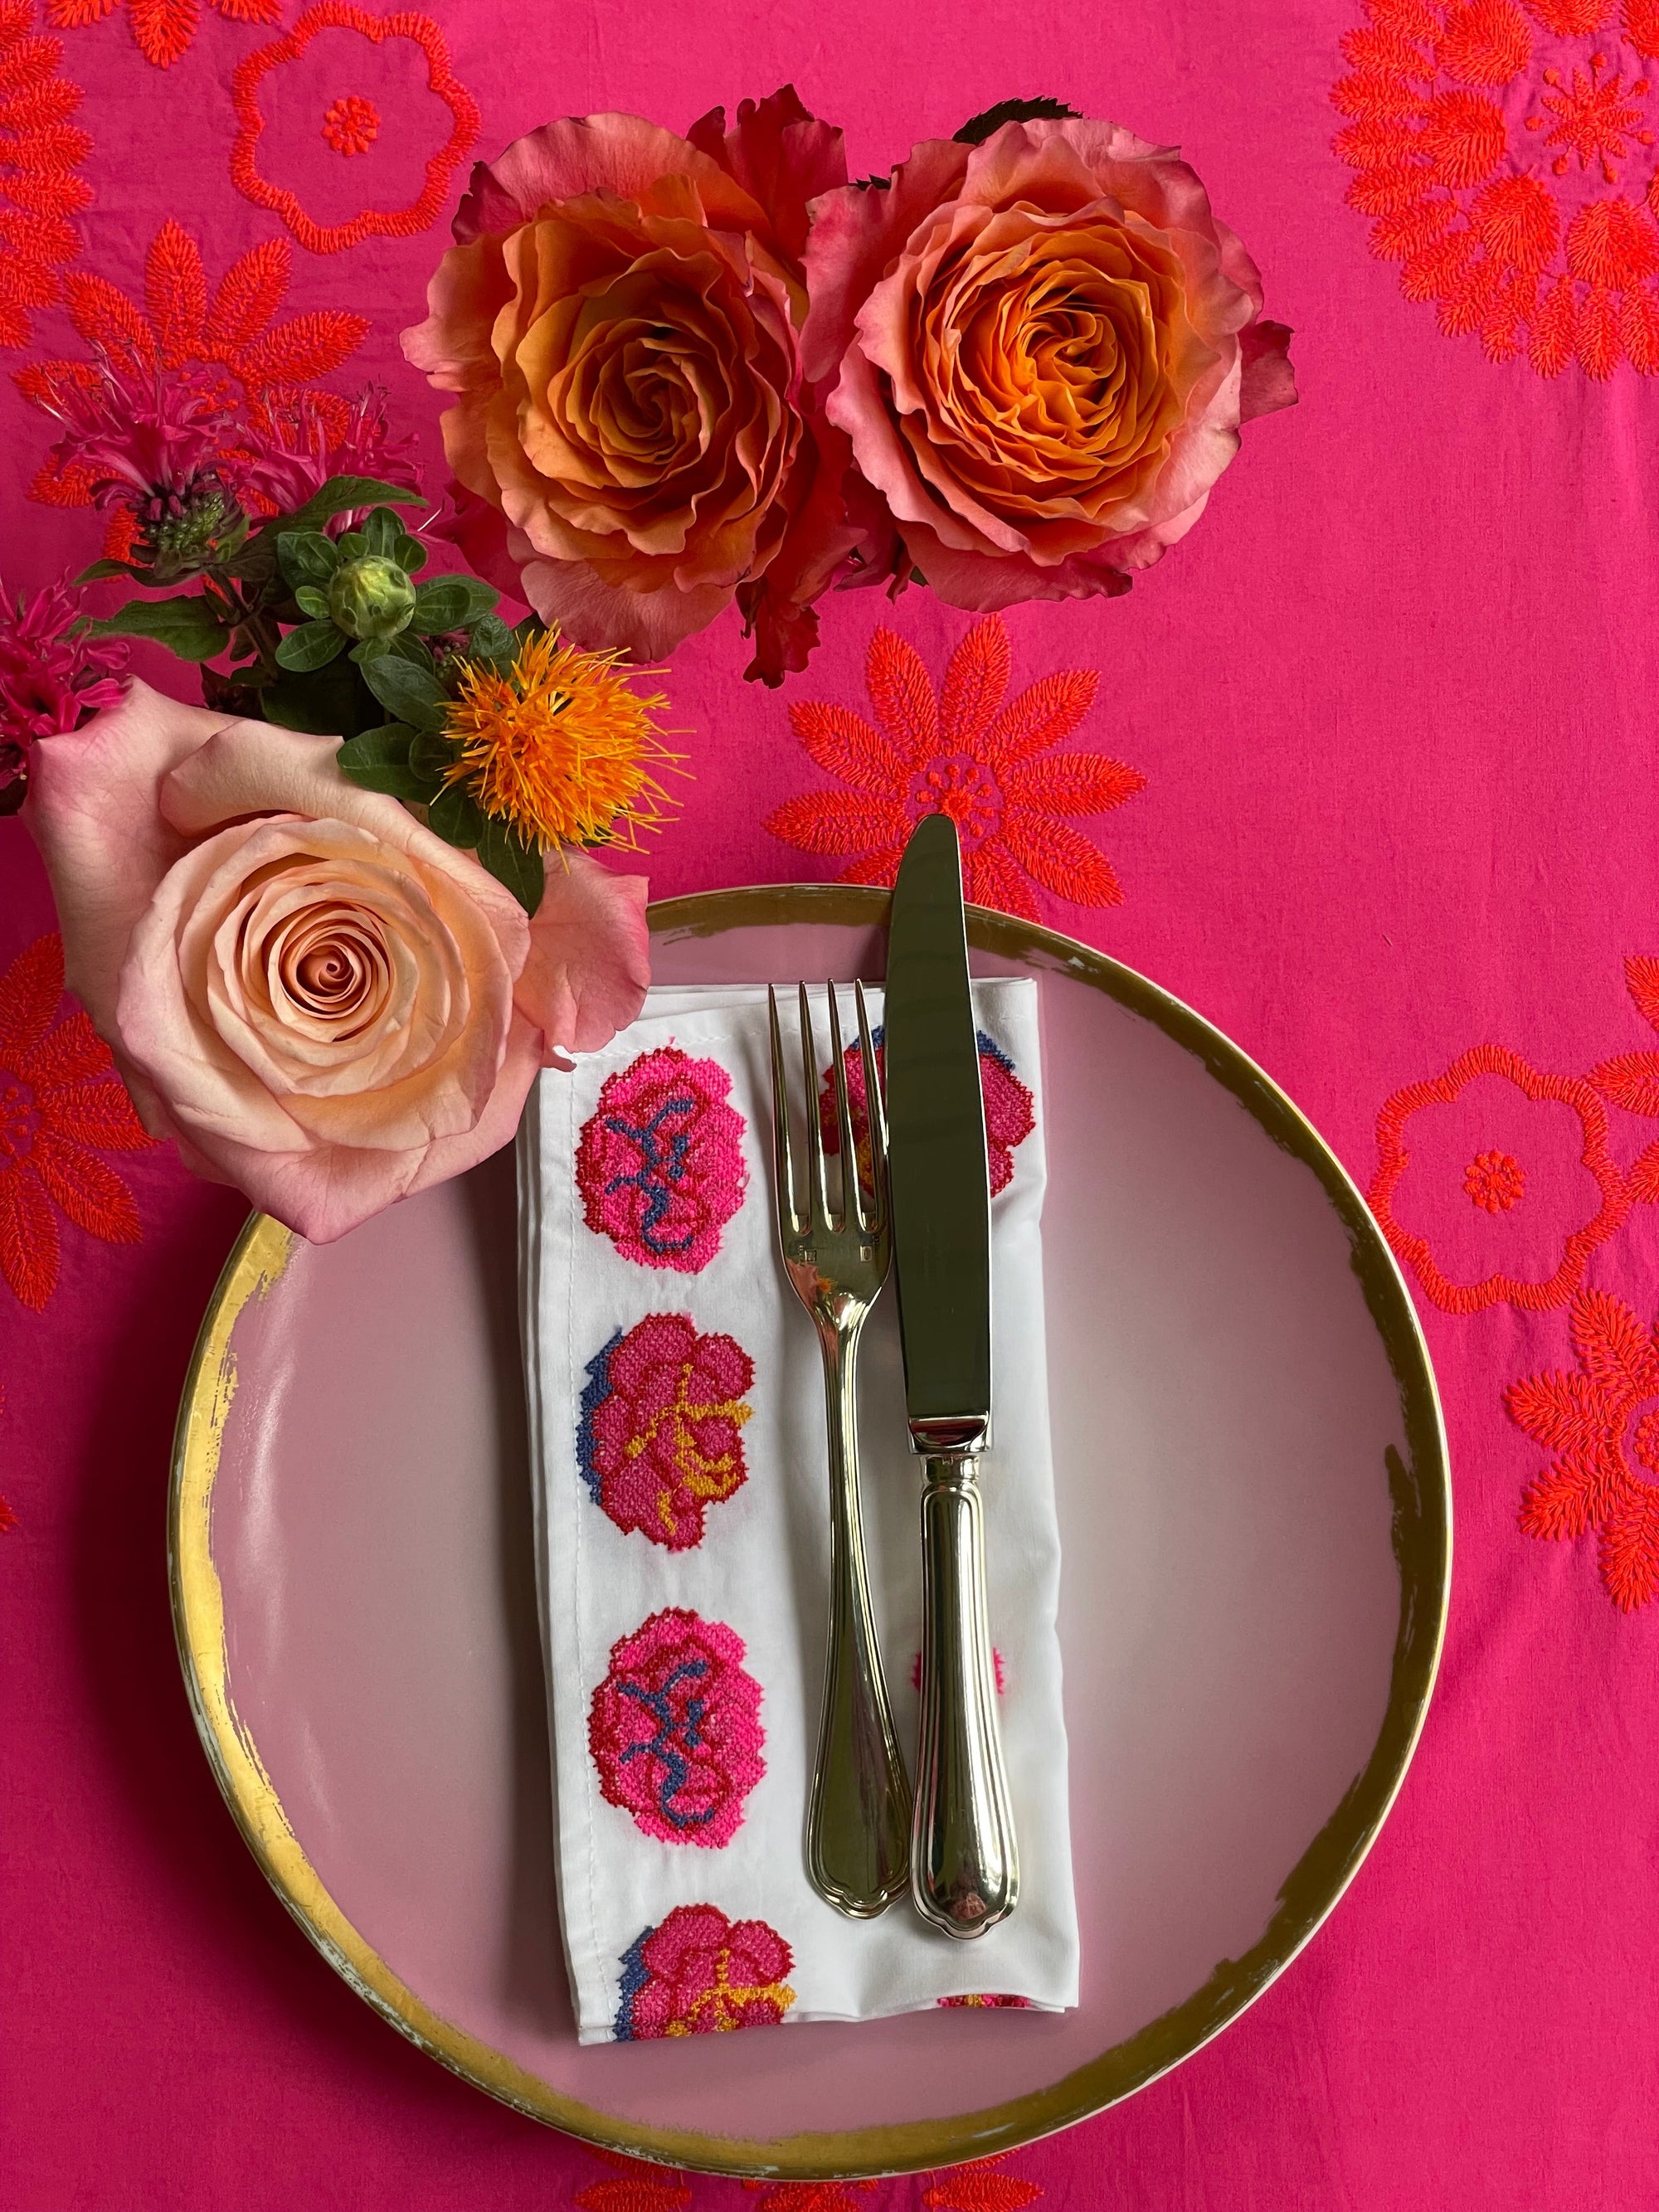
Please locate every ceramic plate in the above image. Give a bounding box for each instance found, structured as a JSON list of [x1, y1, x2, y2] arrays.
[[170, 886, 1449, 2180]]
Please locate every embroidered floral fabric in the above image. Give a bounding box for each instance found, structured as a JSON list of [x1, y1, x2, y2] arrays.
[[518, 981, 1078, 2040]]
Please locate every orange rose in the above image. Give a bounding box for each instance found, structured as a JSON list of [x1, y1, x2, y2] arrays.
[[405, 94, 854, 672], [805, 118, 1297, 609]]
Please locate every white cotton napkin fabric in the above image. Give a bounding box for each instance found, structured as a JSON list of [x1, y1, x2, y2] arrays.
[[518, 979, 1078, 2043]]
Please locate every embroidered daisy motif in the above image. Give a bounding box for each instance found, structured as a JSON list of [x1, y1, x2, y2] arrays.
[[1505, 1286, 1659, 1610], [588, 1608, 766, 1847], [0, 932, 153, 1313], [577, 1314, 754, 1550], [765, 616, 1145, 921], [614, 1903, 795, 2039], [1331, 0, 1659, 377]]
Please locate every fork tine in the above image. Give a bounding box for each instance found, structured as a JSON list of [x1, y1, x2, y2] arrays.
[[767, 985, 800, 1237], [826, 982, 861, 1232], [855, 979, 888, 1231], [799, 982, 831, 1230]]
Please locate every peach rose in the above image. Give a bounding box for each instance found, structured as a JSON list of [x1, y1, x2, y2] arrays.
[[25, 680, 650, 1242], [404, 92, 854, 673], [805, 119, 1297, 610]]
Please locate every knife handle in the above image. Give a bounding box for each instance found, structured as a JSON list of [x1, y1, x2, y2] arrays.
[[912, 1451, 1019, 1938]]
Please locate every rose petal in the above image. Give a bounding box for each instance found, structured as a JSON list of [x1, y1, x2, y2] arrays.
[[516, 849, 649, 1059]]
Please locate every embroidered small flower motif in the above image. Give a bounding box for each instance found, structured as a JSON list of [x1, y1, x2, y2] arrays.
[[0, 0, 93, 351], [1370, 1043, 1627, 1312], [1331, 0, 1659, 376], [46, 0, 279, 73], [577, 1315, 754, 1550], [1587, 953, 1659, 1200], [614, 1903, 795, 2039], [577, 1046, 747, 1272], [230, 2, 479, 256], [19, 220, 369, 527], [0, 933, 153, 1314], [765, 617, 1145, 921], [588, 1609, 765, 1847], [321, 90, 378, 155], [1505, 1286, 1659, 1610], [820, 1024, 1035, 1199], [1464, 1146, 1526, 1211], [937, 1992, 1032, 2008]]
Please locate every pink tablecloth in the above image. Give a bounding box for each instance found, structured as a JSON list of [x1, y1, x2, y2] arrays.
[[4, 0, 1659, 2201]]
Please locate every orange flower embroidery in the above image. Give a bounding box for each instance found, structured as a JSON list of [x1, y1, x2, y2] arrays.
[[1332, 0, 1659, 376], [46, 0, 277, 70], [18, 218, 368, 517], [1370, 1043, 1629, 1312], [0, 0, 92, 350], [1587, 952, 1659, 1198], [764, 618, 1146, 920], [321, 90, 377, 155], [0, 932, 153, 1315], [923, 2160, 1044, 2210], [230, 3, 479, 255], [1505, 1286, 1659, 1609], [572, 2147, 692, 2211], [739, 2186, 879, 2210]]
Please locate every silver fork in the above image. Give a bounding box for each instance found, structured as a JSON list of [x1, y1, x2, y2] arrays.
[[769, 980, 912, 1918]]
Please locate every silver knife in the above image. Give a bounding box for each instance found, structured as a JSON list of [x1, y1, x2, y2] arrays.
[[884, 812, 1019, 1937]]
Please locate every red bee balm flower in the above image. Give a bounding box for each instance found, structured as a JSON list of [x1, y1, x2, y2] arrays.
[[588, 1609, 766, 1847]]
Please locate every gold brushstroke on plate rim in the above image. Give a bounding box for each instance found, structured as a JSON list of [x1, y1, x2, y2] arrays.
[[169, 883, 1452, 2180]]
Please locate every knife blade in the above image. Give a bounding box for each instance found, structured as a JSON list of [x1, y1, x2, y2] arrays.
[[884, 811, 1019, 1937]]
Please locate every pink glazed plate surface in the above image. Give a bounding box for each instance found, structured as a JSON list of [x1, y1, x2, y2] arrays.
[[168, 888, 1449, 2179]]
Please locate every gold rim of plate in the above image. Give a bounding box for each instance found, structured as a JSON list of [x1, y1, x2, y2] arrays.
[[168, 884, 1451, 2180]]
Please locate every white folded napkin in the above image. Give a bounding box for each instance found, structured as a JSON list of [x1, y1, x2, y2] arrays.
[[518, 978, 1078, 2043]]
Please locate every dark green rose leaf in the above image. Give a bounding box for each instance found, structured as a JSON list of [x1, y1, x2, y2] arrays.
[[74, 557, 139, 583], [89, 593, 226, 662], [359, 652, 447, 731], [426, 782, 487, 848], [476, 814, 545, 915], [276, 529, 340, 589], [409, 727, 461, 790], [410, 573, 499, 634], [954, 96, 1078, 143], [275, 619, 348, 672], [335, 722, 428, 799], [465, 611, 518, 670], [283, 476, 423, 533]]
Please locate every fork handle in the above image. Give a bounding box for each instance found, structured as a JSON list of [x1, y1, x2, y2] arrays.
[[807, 1324, 913, 1918], [912, 1451, 1019, 1937]]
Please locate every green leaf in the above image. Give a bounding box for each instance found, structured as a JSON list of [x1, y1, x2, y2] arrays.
[[348, 637, 389, 664], [387, 630, 435, 669], [260, 677, 343, 732], [275, 619, 348, 672], [410, 573, 499, 634], [293, 585, 331, 620], [334, 530, 367, 563], [283, 476, 423, 533], [335, 722, 430, 799], [276, 529, 340, 589], [409, 727, 461, 789], [476, 814, 544, 914], [954, 96, 1078, 144], [90, 593, 226, 662], [393, 534, 427, 576], [465, 612, 518, 670], [361, 652, 448, 731], [426, 783, 487, 848], [361, 507, 404, 557], [75, 557, 139, 583]]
